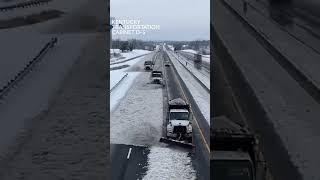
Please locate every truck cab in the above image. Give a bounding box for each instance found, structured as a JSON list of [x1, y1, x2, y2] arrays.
[[150, 71, 164, 85], [194, 53, 202, 63], [144, 61, 154, 70], [166, 98, 192, 141]]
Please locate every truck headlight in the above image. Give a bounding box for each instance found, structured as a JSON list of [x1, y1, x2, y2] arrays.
[[187, 124, 192, 132]]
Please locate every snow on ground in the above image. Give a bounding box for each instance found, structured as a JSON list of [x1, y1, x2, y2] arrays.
[[110, 49, 151, 63], [110, 71, 140, 112], [142, 146, 196, 180], [202, 56, 210, 64], [110, 49, 121, 54], [110, 72, 163, 146], [110, 53, 154, 69], [110, 53, 155, 112], [0, 33, 49, 88], [172, 53, 210, 90], [111, 51, 198, 179], [0, 32, 96, 155], [167, 45, 174, 51], [110, 71, 127, 90], [166, 50, 210, 125], [181, 49, 211, 64], [182, 49, 198, 54], [110, 52, 165, 144], [110, 49, 121, 60], [0, 5, 55, 19]]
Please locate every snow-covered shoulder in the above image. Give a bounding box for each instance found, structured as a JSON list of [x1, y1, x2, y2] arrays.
[[110, 49, 151, 63]]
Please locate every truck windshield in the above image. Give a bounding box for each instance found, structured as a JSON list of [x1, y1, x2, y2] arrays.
[[145, 61, 152, 65], [211, 160, 254, 180], [170, 112, 189, 120], [152, 73, 162, 78]]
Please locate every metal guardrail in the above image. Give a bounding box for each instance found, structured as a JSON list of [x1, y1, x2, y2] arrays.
[[178, 51, 211, 74], [170, 51, 210, 93], [110, 73, 128, 93], [110, 52, 152, 65], [0, 37, 58, 99], [0, 0, 51, 12], [164, 49, 210, 150], [222, 0, 320, 105]]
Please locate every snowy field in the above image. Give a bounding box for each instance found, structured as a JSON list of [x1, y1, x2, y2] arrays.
[[110, 49, 151, 63], [110, 72, 163, 146], [0, 0, 108, 177], [110, 71, 140, 112], [0, 33, 49, 88], [0, 32, 97, 155], [110, 53, 155, 111], [110, 71, 127, 91], [142, 146, 196, 180], [202, 56, 210, 64], [167, 49, 210, 125], [182, 49, 198, 54]]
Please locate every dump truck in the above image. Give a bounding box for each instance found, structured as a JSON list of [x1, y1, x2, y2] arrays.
[[150, 70, 164, 86], [144, 61, 154, 70], [211, 116, 269, 180], [160, 98, 194, 148]]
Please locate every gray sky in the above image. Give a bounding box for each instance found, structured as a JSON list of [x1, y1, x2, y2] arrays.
[[111, 0, 210, 41]]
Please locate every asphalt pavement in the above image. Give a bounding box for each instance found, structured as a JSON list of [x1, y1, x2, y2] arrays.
[[162, 49, 210, 180], [110, 49, 209, 179], [212, 0, 320, 179], [111, 144, 149, 180]]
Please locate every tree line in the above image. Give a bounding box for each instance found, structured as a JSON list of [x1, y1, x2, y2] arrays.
[[112, 39, 156, 52]]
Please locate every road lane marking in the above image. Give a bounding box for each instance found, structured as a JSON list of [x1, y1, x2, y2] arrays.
[[166, 48, 210, 154], [127, 147, 132, 159]]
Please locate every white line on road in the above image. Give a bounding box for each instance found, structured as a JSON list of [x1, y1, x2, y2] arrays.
[[127, 147, 132, 159]]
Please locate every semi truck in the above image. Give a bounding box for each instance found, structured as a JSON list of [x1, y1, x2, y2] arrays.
[[194, 53, 202, 63], [144, 61, 154, 70], [160, 98, 194, 148], [150, 70, 164, 86], [211, 116, 270, 180]]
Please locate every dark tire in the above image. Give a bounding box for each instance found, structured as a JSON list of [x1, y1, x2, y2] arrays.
[[187, 137, 192, 143]]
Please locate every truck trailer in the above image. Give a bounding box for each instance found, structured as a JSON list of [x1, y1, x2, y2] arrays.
[[211, 116, 270, 180]]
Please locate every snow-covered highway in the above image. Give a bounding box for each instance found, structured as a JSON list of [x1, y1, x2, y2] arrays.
[[110, 46, 210, 180]]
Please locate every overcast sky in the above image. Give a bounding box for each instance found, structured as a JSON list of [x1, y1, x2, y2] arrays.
[[111, 0, 210, 41]]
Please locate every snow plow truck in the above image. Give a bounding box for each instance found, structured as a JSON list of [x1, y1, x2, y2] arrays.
[[160, 98, 194, 148]]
